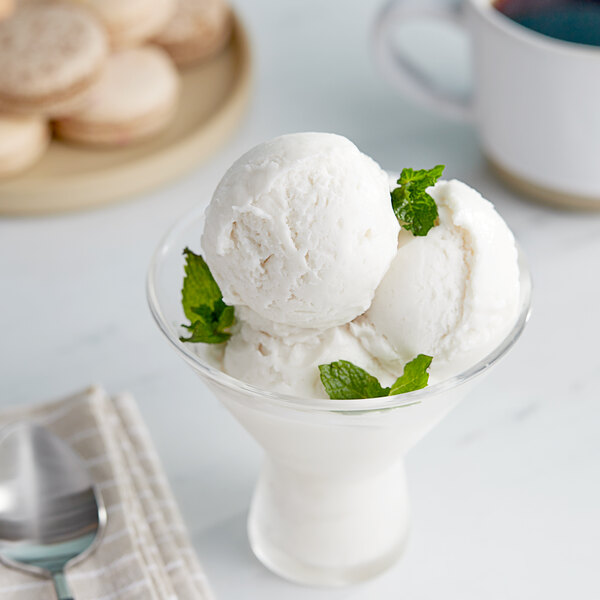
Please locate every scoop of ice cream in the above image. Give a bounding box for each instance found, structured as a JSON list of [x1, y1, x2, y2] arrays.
[[201, 132, 399, 329], [223, 309, 397, 398], [354, 179, 520, 378]]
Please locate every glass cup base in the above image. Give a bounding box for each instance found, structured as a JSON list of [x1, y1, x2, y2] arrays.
[[249, 521, 408, 587]]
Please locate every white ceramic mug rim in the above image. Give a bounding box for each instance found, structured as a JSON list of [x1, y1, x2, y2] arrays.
[[468, 0, 600, 57]]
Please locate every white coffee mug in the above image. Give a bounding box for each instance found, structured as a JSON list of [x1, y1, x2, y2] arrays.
[[373, 0, 600, 209]]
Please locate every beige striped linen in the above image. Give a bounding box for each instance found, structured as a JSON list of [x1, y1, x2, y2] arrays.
[[0, 386, 214, 600]]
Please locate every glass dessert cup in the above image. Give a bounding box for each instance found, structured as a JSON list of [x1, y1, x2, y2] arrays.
[[147, 206, 532, 587]]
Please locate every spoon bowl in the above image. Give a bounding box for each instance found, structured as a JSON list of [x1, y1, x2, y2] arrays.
[[0, 422, 106, 599]]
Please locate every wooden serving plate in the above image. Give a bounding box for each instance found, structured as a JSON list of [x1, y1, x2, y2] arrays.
[[0, 15, 251, 215]]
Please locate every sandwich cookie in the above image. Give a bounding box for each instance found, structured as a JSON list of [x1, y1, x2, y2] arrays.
[[153, 0, 232, 67], [0, 3, 108, 116], [54, 46, 179, 146], [0, 113, 49, 177], [75, 0, 175, 48], [0, 0, 14, 21]]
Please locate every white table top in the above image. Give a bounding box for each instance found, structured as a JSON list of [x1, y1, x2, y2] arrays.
[[1, 1, 599, 598]]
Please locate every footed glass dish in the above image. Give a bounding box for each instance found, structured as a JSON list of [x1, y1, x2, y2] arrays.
[[147, 205, 532, 587]]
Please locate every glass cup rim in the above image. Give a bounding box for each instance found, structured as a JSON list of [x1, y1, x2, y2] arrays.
[[147, 204, 532, 413]]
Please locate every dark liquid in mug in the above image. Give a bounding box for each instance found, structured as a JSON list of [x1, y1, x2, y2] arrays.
[[493, 0, 600, 46]]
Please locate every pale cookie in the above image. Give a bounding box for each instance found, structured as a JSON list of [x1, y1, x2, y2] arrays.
[[74, 0, 175, 48], [0, 113, 49, 177], [0, 0, 14, 21], [154, 0, 232, 67], [0, 3, 108, 116], [54, 46, 179, 146]]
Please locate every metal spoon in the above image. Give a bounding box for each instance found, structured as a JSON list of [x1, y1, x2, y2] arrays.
[[0, 422, 106, 600]]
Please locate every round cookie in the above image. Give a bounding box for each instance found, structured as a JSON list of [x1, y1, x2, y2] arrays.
[[0, 113, 49, 177], [0, 0, 14, 22], [75, 0, 175, 48], [153, 0, 232, 66], [0, 3, 108, 116], [54, 46, 179, 146]]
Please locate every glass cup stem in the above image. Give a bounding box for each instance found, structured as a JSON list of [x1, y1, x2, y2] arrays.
[[248, 456, 410, 586]]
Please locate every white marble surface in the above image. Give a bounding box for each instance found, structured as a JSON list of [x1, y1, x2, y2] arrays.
[[1, 1, 600, 598]]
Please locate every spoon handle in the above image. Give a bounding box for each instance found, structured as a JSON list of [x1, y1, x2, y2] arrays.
[[53, 571, 74, 600]]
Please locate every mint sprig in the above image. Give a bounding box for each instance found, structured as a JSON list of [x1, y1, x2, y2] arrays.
[[180, 248, 234, 344], [318, 361, 390, 399], [389, 354, 433, 395], [319, 354, 433, 400], [391, 165, 444, 236]]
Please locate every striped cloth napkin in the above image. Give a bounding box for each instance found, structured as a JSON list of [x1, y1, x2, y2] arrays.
[[0, 386, 214, 600]]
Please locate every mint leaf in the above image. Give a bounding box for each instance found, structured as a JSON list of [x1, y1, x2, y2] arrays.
[[181, 248, 222, 322], [389, 354, 433, 395], [391, 165, 444, 236], [318, 360, 390, 399], [180, 320, 231, 344], [319, 355, 433, 399], [215, 302, 235, 332], [179, 248, 234, 344]]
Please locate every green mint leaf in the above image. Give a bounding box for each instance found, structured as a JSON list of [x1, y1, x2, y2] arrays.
[[190, 304, 213, 322], [389, 354, 433, 395], [319, 355, 433, 399], [181, 248, 222, 322], [179, 248, 234, 344], [215, 303, 235, 332], [180, 320, 231, 344], [391, 164, 444, 236], [318, 360, 390, 399]]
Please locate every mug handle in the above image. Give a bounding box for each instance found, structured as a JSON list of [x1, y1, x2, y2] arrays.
[[373, 0, 473, 122]]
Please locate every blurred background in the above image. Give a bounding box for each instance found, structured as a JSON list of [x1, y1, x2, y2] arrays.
[[0, 0, 599, 598]]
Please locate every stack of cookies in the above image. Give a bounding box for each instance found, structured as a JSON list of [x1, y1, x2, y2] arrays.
[[0, 0, 232, 178]]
